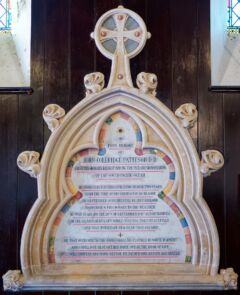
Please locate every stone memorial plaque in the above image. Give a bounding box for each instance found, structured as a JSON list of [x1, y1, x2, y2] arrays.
[[4, 5, 237, 292], [50, 112, 191, 264]]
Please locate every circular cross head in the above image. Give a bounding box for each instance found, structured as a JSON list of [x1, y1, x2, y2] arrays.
[[91, 6, 151, 60]]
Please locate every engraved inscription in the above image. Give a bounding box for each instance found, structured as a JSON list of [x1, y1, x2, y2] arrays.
[[49, 112, 192, 264]]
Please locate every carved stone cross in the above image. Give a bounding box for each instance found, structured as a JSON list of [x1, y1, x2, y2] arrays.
[[91, 6, 151, 88], [99, 13, 143, 54]]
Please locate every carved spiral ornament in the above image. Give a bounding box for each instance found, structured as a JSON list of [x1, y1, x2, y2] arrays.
[[175, 103, 198, 129], [2, 270, 24, 291], [220, 268, 238, 289], [17, 151, 41, 178], [84, 72, 105, 95], [200, 150, 224, 177], [136, 72, 158, 96], [43, 104, 65, 132]]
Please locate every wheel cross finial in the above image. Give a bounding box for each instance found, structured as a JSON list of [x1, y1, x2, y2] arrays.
[[91, 6, 151, 88]]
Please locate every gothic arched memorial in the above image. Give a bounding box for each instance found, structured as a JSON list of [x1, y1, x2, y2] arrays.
[[3, 6, 238, 291]]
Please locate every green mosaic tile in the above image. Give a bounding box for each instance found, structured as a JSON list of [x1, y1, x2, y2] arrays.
[[185, 256, 192, 263], [105, 117, 113, 125]]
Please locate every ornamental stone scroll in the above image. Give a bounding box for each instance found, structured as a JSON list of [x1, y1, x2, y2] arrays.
[[43, 104, 65, 132], [2, 270, 25, 292], [17, 151, 41, 178], [200, 150, 224, 177], [84, 72, 105, 95], [175, 103, 198, 129], [220, 268, 238, 290], [136, 72, 158, 96]]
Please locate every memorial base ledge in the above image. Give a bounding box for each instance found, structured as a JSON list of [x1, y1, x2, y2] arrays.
[[2, 268, 238, 292]]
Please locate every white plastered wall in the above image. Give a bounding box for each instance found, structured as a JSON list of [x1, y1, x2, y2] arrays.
[[211, 0, 240, 86], [0, 32, 25, 86], [0, 0, 31, 87]]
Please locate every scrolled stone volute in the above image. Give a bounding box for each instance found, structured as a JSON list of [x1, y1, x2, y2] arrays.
[[175, 103, 198, 129], [136, 72, 157, 96], [17, 151, 41, 178], [43, 104, 65, 132], [200, 150, 224, 177], [220, 268, 238, 290], [2, 270, 25, 292], [84, 72, 105, 95]]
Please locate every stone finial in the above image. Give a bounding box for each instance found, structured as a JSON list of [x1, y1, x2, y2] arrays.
[[2, 270, 25, 292], [84, 72, 105, 95], [175, 103, 198, 129], [220, 268, 238, 290], [43, 104, 65, 132], [136, 72, 157, 96], [17, 151, 41, 178], [200, 150, 224, 177]]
